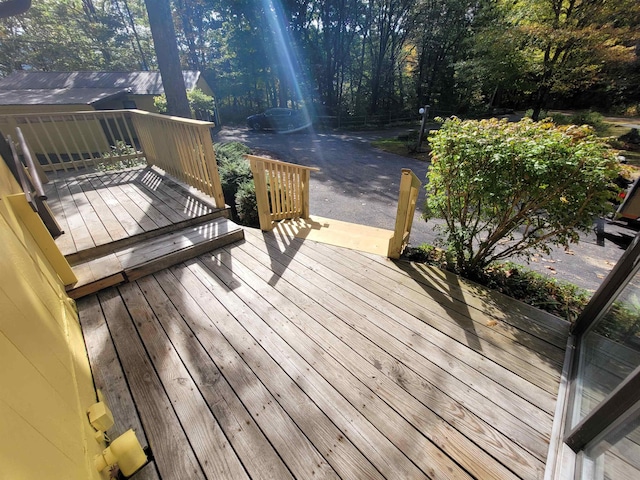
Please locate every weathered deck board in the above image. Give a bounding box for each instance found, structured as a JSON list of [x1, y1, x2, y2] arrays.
[[77, 295, 161, 480], [80, 228, 567, 479], [49, 167, 225, 257], [245, 229, 558, 421], [285, 238, 562, 395], [215, 242, 530, 478], [234, 234, 545, 476], [96, 288, 206, 480]]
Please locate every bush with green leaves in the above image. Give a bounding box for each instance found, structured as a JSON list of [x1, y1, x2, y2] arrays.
[[154, 88, 215, 117], [424, 117, 620, 274], [549, 111, 605, 134], [96, 140, 146, 171], [214, 142, 257, 223], [235, 180, 260, 227]]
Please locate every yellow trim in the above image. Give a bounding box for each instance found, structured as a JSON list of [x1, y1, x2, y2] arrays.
[[5, 194, 77, 285]]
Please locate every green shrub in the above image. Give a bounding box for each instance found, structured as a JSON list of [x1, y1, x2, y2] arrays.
[[235, 180, 260, 227], [154, 88, 215, 117], [548, 111, 606, 134], [425, 117, 620, 274], [405, 244, 591, 321], [96, 140, 146, 171], [214, 142, 259, 224]]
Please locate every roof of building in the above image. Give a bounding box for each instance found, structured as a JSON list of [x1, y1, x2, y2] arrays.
[[0, 70, 201, 106], [0, 88, 129, 105]]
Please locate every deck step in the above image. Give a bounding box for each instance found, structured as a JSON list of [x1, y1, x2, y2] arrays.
[[65, 209, 231, 265], [66, 217, 244, 299]]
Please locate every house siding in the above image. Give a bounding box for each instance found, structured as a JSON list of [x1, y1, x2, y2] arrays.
[[0, 157, 105, 479]]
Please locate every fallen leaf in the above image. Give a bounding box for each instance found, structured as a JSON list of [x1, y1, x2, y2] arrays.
[[596, 273, 605, 279], [565, 250, 575, 255], [487, 320, 498, 327]]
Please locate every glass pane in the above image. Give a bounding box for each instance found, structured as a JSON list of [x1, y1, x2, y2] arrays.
[[572, 271, 640, 426], [580, 402, 640, 480]]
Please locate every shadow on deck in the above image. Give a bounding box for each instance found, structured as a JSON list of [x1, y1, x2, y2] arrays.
[[76, 220, 570, 479], [45, 166, 244, 298]]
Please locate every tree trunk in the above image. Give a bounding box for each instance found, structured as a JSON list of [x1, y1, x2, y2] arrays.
[[531, 85, 550, 121], [143, 0, 191, 118]]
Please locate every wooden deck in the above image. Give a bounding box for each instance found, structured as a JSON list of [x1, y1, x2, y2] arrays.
[[77, 226, 570, 480], [44, 166, 243, 297], [45, 166, 228, 259]]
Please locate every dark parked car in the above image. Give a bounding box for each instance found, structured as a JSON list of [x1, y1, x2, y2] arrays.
[[246, 108, 310, 132]]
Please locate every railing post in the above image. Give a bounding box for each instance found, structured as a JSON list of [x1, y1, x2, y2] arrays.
[[248, 156, 274, 231], [388, 168, 421, 259], [198, 125, 226, 209], [129, 111, 157, 166], [301, 169, 311, 219]]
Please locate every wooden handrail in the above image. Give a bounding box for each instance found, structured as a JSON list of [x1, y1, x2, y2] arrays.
[[7, 127, 64, 237], [247, 154, 319, 231], [388, 168, 422, 259], [15, 127, 45, 199], [130, 111, 225, 208]]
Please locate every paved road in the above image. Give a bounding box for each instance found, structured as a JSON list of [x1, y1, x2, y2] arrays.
[[215, 126, 632, 292]]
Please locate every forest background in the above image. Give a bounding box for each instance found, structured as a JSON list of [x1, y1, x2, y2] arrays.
[[1, 0, 639, 124]]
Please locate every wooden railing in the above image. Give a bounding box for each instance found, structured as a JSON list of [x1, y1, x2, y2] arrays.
[[388, 168, 422, 259], [0, 109, 225, 208], [130, 110, 225, 208], [247, 154, 319, 231], [0, 110, 144, 171]]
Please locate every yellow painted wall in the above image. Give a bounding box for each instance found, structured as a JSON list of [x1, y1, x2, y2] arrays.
[[0, 158, 105, 479]]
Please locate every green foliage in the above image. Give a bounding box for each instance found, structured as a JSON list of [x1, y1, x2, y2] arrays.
[[424, 117, 621, 274], [3, 0, 638, 123], [0, 0, 153, 75], [479, 263, 590, 323], [154, 88, 215, 116], [404, 244, 590, 321], [215, 142, 256, 222], [96, 141, 146, 171], [549, 111, 605, 134], [153, 94, 167, 114], [597, 300, 640, 342], [235, 180, 260, 227]]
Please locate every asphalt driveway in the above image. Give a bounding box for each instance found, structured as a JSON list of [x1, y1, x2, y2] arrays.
[[215, 126, 632, 292]]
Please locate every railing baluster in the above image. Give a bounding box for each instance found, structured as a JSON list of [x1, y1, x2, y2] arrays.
[[247, 154, 319, 230], [35, 116, 68, 171], [2, 110, 224, 210]]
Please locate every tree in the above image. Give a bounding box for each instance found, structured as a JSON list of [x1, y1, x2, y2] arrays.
[[143, 0, 191, 117], [424, 117, 620, 274], [0, 0, 153, 75], [497, 0, 640, 119], [409, 0, 482, 109]]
